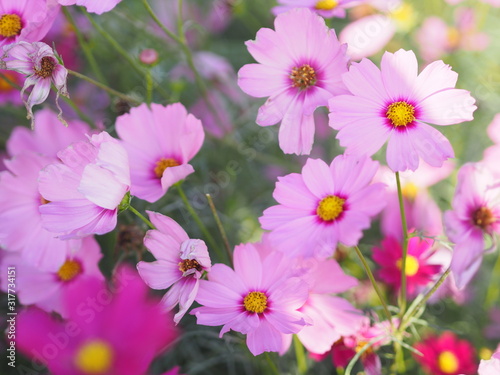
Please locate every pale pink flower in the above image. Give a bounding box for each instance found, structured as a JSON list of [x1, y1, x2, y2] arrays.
[[272, 0, 361, 18], [479, 353, 500, 375], [137, 211, 211, 324], [260, 155, 386, 258], [329, 49, 477, 172], [0, 0, 59, 47], [39, 131, 131, 239], [238, 8, 349, 155], [444, 163, 500, 288], [483, 114, 500, 178], [57, 0, 122, 14], [191, 243, 310, 356], [1, 41, 68, 128], [116, 103, 204, 203]]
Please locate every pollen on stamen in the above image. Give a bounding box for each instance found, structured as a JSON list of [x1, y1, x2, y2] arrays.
[[243, 291, 268, 314], [473, 206, 495, 230], [317, 195, 345, 222], [154, 158, 180, 178], [0, 14, 22, 38], [57, 259, 82, 282], [386, 101, 416, 127], [315, 0, 338, 10], [290, 64, 317, 90], [35, 57, 56, 79], [178, 259, 202, 273]]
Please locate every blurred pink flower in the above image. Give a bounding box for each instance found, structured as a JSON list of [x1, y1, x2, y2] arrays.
[[115, 103, 204, 203], [191, 243, 310, 356], [272, 0, 361, 18], [137, 211, 211, 324], [483, 114, 500, 177], [260, 155, 385, 258], [238, 8, 349, 155], [0, 0, 59, 47], [39, 132, 131, 239], [16, 267, 178, 375], [372, 236, 442, 296], [57, 0, 122, 14], [444, 163, 500, 289], [0, 70, 23, 105], [329, 49, 476, 172], [1, 41, 68, 128], [479, 352, 500, 374], [0, 236, 102, 317]]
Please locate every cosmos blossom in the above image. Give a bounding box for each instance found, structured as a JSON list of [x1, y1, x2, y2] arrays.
[[238, 7, 349, 155], [137, 211, 211, 324], [56, 0, 122, 15], [479, 352, 500, 375], [260, 154, 386, 258], [272, 0, 361, 18], [328, 49, 477, 172], [444, 163, 500, 289]]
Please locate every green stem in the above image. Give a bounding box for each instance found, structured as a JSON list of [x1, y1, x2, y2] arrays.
[[264, 353, 280, 375], [293, 335, 307, 375], [395, 172, 410, 319], [128, 205, 155, 230], [485, 249, 500, 308], [146, 69, 153, 105], [60, 94, 95, 127], [353, 246, 393, 323], [205, 194, 233, 266], [142, 0, 183, 44], [67, 69, 140, 105]]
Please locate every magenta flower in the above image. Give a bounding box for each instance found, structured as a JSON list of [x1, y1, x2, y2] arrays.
[[260, 155, 386, 258], [372, 236, 442, 296], [238, 8, 349, 155], [57, 0, 122, 14], [39, 131, 131, 239], [116, 103, 204, 203], [137, 211, 211, 324], [0, 236, 102, 317], [0, 0, 59, 47], [272, 0, 360, 18], [444, 163, 500, 288], [329, 49, 477, 172], [1, 41, 69, 128], [191, 243, 310, 356], [16, 267, 178, 375]]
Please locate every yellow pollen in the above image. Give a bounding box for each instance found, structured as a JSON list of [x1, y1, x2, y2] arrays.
[[396, 255, 419, 277], [473, 206, 495, 230], [386, 101, 415, 127], [438, 351, 460, 374], [40, 196, 51, 205], [35, 56, 56, 79], [0, 14, 22, 38], [402, 182, 419, 201], [355, 341, 374, 355], [243, 291, 268, 314], [57, 260, 82, 281], [154, 157, 180, 178], [74, 340, 113, 374], [178, 259, 202, 273], [290, 64, 317, 89], [315, 0, 338, 10], [317, 195, 345, 221]]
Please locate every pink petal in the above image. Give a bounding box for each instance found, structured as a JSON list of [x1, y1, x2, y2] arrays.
[[147, 211, 189, 243], [339, 58, 386, 102], [160, 164, 195, 192], [234, 244, 262, 289], [137, 260, 181, 290], [411, 60, 458, 102], [301, 158, 334, 198], [380, 49, 418, 101], [278, 110, 315, 155], [386, 130, 419, 172], [411, 123, 454, 167], [417, 89, 477, 125], [273, 173, 317, 210], [79, 164, 128, 209], [246, 319, 284, 355], [238, 64, 289, 98]]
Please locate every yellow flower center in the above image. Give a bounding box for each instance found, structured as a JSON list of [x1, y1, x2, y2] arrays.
[[57, 260, 82, 282], [315, 0, 338, 10], [473, 206, 495, 230], [74, 340, 113, 374], [438, 350, 459, 374], [243, 291, 268, 314], [35, 56, 56, 79], [154, 157, 180, 178], [317, 195, 345, 221], [0, 14, 22, 38], [290, 64, 317, 89], [396, 255, 419, 277], [390, 3, 417, 32], [386, 101, 416, 127], [447, 27, 460, 49], [178, 259, 202, 273], [402, 182, 419, 201]]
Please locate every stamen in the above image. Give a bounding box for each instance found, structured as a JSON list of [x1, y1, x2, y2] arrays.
[[74, 340, 113, 374], [315, 0, 338, 10], [35, 57, 56, 79], [0, 14, 22, 38], [154, 158, 180, 178], [57, 260, 82, 282], [290, 64, 317, 89], [438, 351, 459, 374], [386, 101, 415, 127], [243, 291, 268, 314], [317, 195, 345, 221], [473, 206, 495, 230], [396, 255, 419, 277], [178, 259, 202, 273]]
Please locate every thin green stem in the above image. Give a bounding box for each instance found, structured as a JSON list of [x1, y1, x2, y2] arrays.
[[67, 69, 140, 105], [142, 0, 183, 44], [485, 249, 500, 307], [146, 69, 153, 105], [60, 94, 95, 127], [395, 172, 410, 319], [353, 246, 393, 323], [293, 335, 307, 375], [205, 194, 233, 266], [128, 205, 155, 229], [264, 353, 280, 375]]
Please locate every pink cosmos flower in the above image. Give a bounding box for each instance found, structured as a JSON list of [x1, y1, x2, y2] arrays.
[[372, 236, 442, 296], [444, 163, 500, 289], [57, 0, 122, 14], [328, 49, 477, 172], [272, 0, 361, 18], [479, 352, 500, 375], [1, 41, 69, 128], [0, 152, 81, 271], [238, 8, 349, 155], [0, 236, 102, 317], [115, 103, 204, 203], [137, 211, 211, 324], [260, 155, 386, 258], [0, 0, 59, 47], [414, 332, 477, 375], [191, 243, 310, 356], [39, 131, 131, 239], [16, 267, 178, 375]]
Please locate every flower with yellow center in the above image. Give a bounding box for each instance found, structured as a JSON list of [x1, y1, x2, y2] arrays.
[[315, 0, 338, 11], [154, 157, 180, 178], [317, 195, 345, 221], [386, 101, 416, 127], [57, 259, 82, 282], [74, 340, 114, 374], [402, 182, 419, 201], [438, 350, 460, 374], [243, 291, 268, 314], [396, 255, 419, 277], [0, 14, 22, 38]]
